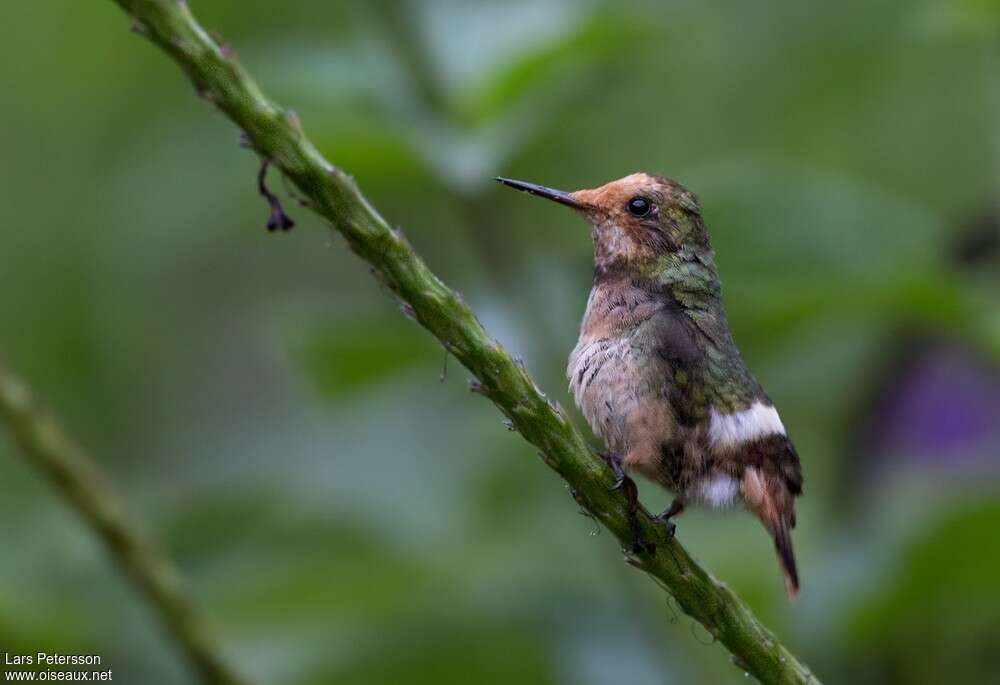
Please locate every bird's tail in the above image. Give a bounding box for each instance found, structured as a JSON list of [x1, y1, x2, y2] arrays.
[[771, 520, 799, 599], [740, 467, 800, 599]]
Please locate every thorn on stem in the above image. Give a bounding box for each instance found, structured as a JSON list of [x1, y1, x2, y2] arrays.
[[279, 174, 309, 208], [664, 595, 679, 623], [399, 302, 417, 321], [690, 622, 717, 646], [622, 549, 643, 568], [468, 380, 487, 395], [257, 159, 295, 231], [570, 488, 599, 533], [129, 17, 149, 35]]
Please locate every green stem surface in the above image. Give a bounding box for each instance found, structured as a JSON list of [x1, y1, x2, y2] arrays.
[[0, 364, 247, 685], [105, 2, 822, 683]]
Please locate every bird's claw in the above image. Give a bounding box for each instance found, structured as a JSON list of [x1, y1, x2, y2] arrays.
[[598, 449, 626, 491], [656, 516, 677, 539], [630, 532, 656, 556], [596, 449, 657, 555], [655, 498, 684, 540]]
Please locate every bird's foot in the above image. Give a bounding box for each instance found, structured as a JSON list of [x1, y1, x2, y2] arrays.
[[656, 517, 676, 539], [655, 498, 686, 540], [629, 528, 656, 556], [595, 449, 655, 555], [597, 449, 626, 490], [616, 465, 656, 555]]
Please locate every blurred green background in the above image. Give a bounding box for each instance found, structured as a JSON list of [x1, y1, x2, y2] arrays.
[[2, 1, 999, 683]]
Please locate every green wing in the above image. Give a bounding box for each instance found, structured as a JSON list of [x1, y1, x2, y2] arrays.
[[638, 302, 764, 426]]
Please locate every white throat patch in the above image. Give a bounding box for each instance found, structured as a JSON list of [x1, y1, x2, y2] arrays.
[[598, 222, 630, 259], [708, 401, 786, 448]]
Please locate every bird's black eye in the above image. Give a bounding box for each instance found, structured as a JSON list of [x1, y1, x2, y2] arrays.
[[626, 196, 652, 217]]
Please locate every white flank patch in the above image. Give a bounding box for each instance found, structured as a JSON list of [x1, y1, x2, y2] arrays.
[[708, 401, 786, 448], [698, 474, 739, 509]]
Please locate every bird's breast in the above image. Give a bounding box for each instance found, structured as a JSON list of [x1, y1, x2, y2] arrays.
[[567, 333, 638, 448], [567, 283, 664, 451]]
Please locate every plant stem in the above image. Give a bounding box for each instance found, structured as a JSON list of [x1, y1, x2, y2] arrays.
[[0, 363, 247, 685], [106, 2, 821, 682]]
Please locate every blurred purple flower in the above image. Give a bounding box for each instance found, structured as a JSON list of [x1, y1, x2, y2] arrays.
[[865, 343, 1000, 471]]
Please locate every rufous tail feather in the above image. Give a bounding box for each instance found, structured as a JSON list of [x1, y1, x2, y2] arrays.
[[740, 467, 800, 599], [772, 521, 799, 599]]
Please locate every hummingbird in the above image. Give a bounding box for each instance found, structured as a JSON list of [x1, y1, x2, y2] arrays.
[[496, 173, 803, 597]]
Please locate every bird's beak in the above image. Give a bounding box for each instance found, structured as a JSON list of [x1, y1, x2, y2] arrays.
[[494, 177, 585, 210]]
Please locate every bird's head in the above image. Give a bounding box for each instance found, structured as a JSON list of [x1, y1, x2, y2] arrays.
[[496, 173, 712, 280]]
